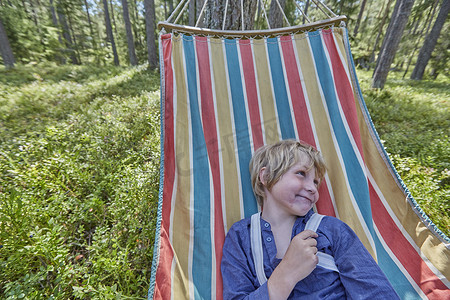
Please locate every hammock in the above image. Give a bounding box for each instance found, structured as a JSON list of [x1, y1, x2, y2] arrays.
[[148, 3, 450, 299]]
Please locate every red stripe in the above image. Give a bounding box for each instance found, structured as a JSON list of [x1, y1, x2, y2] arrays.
[[195, 36, 225, 300], [280, 35, 335, 217], [153, 227, 175, 300], [154, 34, 175, 300], [369, 181, 449, 298], [316, 181, 336, 217], [321, 30, 364, 158], [238, 39, 264, 150]]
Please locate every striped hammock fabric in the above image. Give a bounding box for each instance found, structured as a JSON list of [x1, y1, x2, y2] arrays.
[[148, 27, 450, 299]]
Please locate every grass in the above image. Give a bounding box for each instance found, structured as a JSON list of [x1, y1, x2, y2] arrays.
[[0, 63, 448, 299], [358, 69, 449, 237], [0, 63, 161, 299]]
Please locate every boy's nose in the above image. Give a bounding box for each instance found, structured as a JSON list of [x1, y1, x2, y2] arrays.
[[305, 180, 317, 193]]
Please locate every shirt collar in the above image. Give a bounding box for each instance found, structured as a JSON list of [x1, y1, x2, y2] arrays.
[[292, 209, 315, 237]]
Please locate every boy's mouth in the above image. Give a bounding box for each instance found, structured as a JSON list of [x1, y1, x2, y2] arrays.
[[296, 194, 313, 203]]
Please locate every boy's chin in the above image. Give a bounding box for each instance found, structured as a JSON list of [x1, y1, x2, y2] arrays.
[[292, 205, 313, 217]]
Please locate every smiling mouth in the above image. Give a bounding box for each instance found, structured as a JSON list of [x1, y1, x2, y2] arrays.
[[296, 195, 312, 203]]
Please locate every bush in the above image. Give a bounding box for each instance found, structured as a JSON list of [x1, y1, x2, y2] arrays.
[[358, 69, 449, 236], [0, 64, 448, 299], [0, 63, 160, 299]]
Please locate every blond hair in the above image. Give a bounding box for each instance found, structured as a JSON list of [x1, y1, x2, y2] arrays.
[[249, 140, 327, 206]]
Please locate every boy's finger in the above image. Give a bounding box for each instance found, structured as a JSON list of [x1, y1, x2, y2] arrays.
[[296, 230, 318, 240]]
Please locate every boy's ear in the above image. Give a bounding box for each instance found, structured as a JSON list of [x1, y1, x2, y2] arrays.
[[259, 167, 267, 186]]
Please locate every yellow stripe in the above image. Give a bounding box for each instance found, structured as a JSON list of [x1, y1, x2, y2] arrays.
[[171, 35, 192, 298], [171, 253, 190, 299], [252, 38, 280, 144], [210, 37, 242, 231], [355, 98, 450, 279], [332, 28, 348, 71], [293, 33, 376, 258]]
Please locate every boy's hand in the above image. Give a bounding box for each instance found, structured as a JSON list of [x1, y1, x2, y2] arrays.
[[267, 230, 318, 300]]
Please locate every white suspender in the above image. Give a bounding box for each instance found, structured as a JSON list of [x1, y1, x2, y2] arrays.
[[251, 213, 268, 286], [250, 212, 339, 286]]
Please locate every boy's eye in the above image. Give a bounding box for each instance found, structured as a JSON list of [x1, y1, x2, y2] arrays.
[[297, 171, 306, 176], [314, 179, 319, 186]]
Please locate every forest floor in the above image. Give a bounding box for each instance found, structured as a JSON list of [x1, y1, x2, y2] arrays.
[[0, 64, 448, 298]]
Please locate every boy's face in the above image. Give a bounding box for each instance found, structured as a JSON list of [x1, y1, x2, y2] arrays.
[[263, 160, 319, 218]]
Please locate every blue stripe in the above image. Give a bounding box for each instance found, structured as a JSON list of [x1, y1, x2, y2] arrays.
[[308, 31, 374, 235], [224, 39, 258, 218], [266, 37, 296, 139], [339, 28, 421, 299], [373, 233, 420, 299], [183, 35, 212, 299], [309, 30, 419, 298]]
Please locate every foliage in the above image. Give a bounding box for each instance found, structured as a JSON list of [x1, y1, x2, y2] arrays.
[[0, 63, 161, 299], [357, 69, 450, 235]]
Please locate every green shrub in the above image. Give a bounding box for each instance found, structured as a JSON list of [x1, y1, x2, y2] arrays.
[[358, 69, 449, 236], [0, 64, 160, 299], [0, 64, 448, 299]]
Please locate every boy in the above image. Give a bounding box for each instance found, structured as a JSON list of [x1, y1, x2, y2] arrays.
[[221, 140, 399, 299]]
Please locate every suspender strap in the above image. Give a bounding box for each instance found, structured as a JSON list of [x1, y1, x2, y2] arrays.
[[251, 213, 268, 285], [304, 212, 324, 232], [250, 212, 339, 286]]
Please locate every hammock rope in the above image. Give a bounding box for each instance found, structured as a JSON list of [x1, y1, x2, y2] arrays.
[[274, 0, 291, 27], [195, 0, 208, 27], [164, 0, 340, 34]]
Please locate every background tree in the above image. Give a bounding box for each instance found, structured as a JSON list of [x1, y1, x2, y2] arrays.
[[353, 0, 368, 36], [103, 0, 120, 65], [189, 0, 196, 25], [269, 0, 287, 28], [400, 0, 440, 77], [411, 0, 450, 79], [144, 0, 158, 69], [0, 0, 447, 80], [372, 0, 416, 89], [428, 21, 449, 78], [49, 0, 66, 63], [83, 0, 97, 52], [0, 16, 15, 68], [369, 0, 394, 63], [205, 0, 258, 30], [121, 0, 138, 65], [57, 1, 80, 64]]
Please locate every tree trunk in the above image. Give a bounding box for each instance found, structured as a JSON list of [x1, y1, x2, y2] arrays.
[[303, 0, 310, 24], [353, 0, 368, 36], [131, 0, 142, 47], [369, 0, 393, 63], [0, 16, 15, 68], [372, 0, 416, 89], [121, 0, 138, 65], [197, 0, 204, 18], [110, 0, 118, 37], [84, 0, 97, 50], [67, 11, 81, 64], [411, 0, 449, 80], [189, 0, 196, 26], [103, 0, 120, 65], [428, 30, 449, 79], [269, 0, 287, 28], [49, 0, 66, 63], [402, 1, 438, 78], [205, 0, 258, 30], [57, 4, 79, 65], [144, 0, 158, 69], [168, 0, 174, 16]]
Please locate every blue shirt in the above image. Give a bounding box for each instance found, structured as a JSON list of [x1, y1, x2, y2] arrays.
[[221, 210, 399, 299]]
